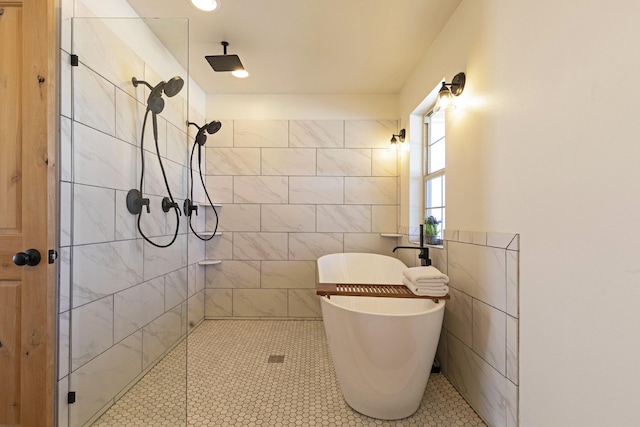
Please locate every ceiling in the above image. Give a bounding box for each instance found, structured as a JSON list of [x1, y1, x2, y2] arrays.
[[125, 0, 461, 95]]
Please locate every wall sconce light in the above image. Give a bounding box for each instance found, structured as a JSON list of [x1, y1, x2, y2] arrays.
[[433, 72, 466, 112], [390, 128, 406, 151]]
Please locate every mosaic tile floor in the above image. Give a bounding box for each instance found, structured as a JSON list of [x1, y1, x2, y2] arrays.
[[93, 320, 486, 426]]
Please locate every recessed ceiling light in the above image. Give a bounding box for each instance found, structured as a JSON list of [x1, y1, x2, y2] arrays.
[[190, 0, 219, 12]]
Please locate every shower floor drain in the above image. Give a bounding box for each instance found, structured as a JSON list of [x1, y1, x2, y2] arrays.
[[268, 355, 285, 363]]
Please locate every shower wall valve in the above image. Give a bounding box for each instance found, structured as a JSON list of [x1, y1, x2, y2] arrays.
[[126, 189, 150, 215], [162, 197, 181, 214], [183, 198, 198, 217]]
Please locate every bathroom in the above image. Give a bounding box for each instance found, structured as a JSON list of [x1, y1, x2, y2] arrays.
[[45, 0, 640, 426]]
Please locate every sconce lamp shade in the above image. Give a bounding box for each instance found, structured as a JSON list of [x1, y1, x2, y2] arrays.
[[433, 72, 466, 112]]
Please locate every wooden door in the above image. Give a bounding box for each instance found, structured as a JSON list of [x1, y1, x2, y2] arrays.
[[0, 0, 56, 426]]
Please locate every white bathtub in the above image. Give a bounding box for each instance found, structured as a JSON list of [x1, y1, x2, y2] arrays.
[[317, 252, 445, 420]]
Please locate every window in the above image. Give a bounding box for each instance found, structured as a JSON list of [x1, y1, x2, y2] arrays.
[[424, 110, 445, 239]]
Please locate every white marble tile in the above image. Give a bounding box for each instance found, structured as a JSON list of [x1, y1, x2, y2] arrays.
[[317, 205, 371, 232], [447, 241, 507, 311], [114, 277, 165, 343], [60, 182, 72, 247], [458, 230, 487, 245], [345, 120, 398, 149], [201, 119, 233, 147], [73, 64, 115, 135], [317, 148, 371, 176], [60, 116, 72, 181], [142, 306, 183, 369], [73, 239, 144, 307], [204, 175, 233, 203], [430, 246, 448, 275], [289, 120, 344, 148], [506, 379, 519, 427], [472, 300, 506, 375], [213, 204, 260, 232], [289, 177, 344, 204], [262, 148, 316, 176], [205, 231, 233, 260], [144, 156, 184, 199], [143, 234, 186, 281], [187, 291, 205, 329], [73, 122, 137, 191], [443, 229, 459, 242], [233, 232, 288, 261], [190, 148, 207, 204], [71, 297, 114, 370], [114, 189, 138, 240], [234, 120, 288, 147], [59, 311, 70, 380], [345, 177, 397, 204], [205, 260, 261, 289], [233, 289, 288, 317], [372, 148, 398, 176], [234, 176, 288, 204], [73, 184, 116, 245], [507, 250, 519, 318], [447, 335, 507, 427], [288, 233, 344, 261], [205, 147, 261, 175], [487, 232, 518, 249], [343, 233, 398, 255], [261, 261, 317, 289], [443, 287, 473, 347], [506, 315, 519, 385], [261, 204, 316, 232], [166, 122, 189, 166], [288, 290, 322, 317], [187, 262, 197, 298], [165, 268, 188, 311], [72, 18, 145, 97], [115, 88, 143, 146], [188, 233, 206, 265], [69, 331, 142, 427], [507, 234, 520, 251], [59, 247, 71, 313], [196, 264, 206, 293], [372, 205, 397, 233], [188, 203, 208, 233], [204, 289, 233, 317]]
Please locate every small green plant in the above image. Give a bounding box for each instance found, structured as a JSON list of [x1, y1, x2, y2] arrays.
[[424, 215, 441, 236]]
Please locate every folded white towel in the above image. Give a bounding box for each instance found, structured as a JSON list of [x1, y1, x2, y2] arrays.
[[402, 266, 449, 285], [402, 278, 449, 297]]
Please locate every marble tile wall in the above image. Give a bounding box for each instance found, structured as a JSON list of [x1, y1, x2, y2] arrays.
[[58, 14, 206, 427], [432, 230, 520, 427], [203, 119, 400, 319]]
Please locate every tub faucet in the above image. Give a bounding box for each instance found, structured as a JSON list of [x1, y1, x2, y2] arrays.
[[392, 224, 431, 266]]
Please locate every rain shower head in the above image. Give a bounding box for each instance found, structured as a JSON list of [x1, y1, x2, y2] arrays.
[[205, 41, 247, 77], [187, 120, 222, 146]]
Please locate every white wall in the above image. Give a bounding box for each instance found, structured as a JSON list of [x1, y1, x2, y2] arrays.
[[399, 1, 640, 426]]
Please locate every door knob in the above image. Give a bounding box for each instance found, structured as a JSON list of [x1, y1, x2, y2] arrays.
[[13, 249, 42, 266]]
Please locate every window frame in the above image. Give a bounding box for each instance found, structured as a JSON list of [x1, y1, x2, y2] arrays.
[[423, 109, 446, 242]]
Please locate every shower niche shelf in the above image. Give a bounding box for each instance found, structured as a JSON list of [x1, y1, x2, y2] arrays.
[[199, 231, 223, 237], [198, 259, 223, 266]]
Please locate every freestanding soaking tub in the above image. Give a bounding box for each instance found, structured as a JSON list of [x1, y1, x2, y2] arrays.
[[317, 252, 445, 420]]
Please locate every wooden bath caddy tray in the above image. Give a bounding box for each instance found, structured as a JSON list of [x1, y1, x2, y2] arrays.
[[317, 283, 450, 303]]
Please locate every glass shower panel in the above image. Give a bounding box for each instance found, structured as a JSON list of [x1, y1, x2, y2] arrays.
[[66, 17, 190, 426]]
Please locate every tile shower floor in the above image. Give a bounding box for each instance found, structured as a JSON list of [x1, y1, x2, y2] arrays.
[[93, 320, 486, 427]]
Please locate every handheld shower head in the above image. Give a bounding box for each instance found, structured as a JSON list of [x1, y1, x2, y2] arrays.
[[132, 76, 184, 114], [187, 120, 222, 146]]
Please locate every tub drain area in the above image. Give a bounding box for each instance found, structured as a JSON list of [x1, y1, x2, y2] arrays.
[[268, 355, 285, 363]]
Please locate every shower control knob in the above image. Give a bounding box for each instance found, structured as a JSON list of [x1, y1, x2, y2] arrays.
[[13, 249, 42, 267]]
